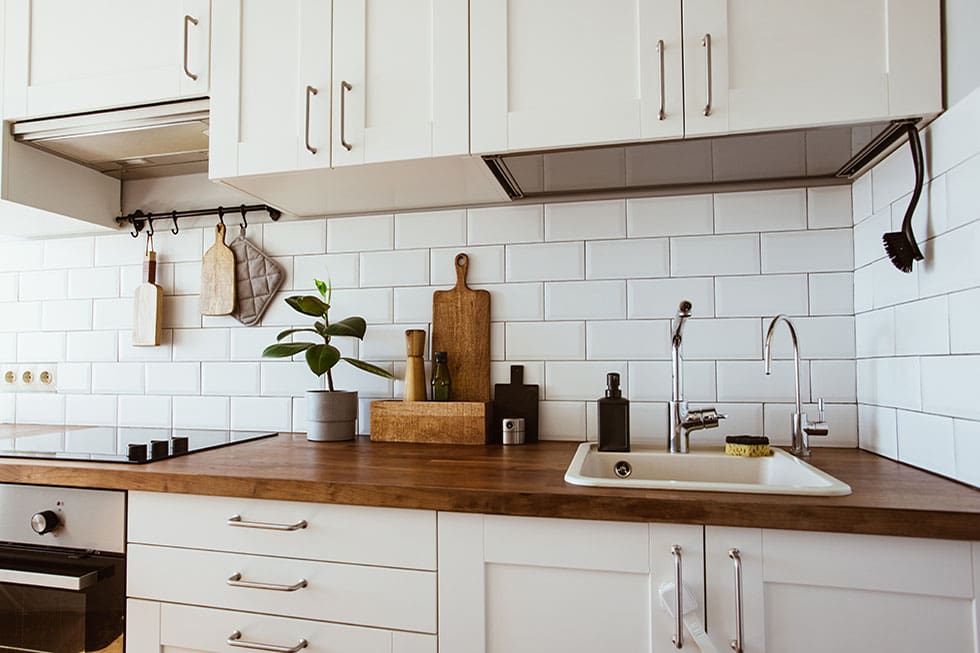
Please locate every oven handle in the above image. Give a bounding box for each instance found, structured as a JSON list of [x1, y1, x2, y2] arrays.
[[0, 567, 97, 591]]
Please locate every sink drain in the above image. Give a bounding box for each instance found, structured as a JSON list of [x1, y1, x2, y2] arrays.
[[613, 460, 632, 479]]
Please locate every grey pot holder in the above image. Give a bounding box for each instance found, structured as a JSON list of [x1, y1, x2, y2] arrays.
[[230, 230, 285, 326]]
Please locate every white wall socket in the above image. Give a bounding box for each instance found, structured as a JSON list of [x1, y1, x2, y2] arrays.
[[0, 364, 57, 392]]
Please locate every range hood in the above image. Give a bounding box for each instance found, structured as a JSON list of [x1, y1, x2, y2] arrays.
[[10, 98, 209, 180], [483, 119, 918, 201]]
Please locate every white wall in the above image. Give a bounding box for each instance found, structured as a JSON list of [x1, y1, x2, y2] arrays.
[[853, 84, 980, 487], [0, 186, 857, 448]]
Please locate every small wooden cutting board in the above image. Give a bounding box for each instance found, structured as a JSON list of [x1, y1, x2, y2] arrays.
[[200, 223, 236, 315], [432, 253, 491, 402], [132, 251, 163, 347], [492, 365, 539, 443]]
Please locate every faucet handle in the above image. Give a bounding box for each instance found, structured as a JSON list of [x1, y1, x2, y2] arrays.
[[804, 398, 829, 437]]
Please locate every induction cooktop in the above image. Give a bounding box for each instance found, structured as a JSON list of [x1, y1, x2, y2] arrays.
[[0, 426, 278, 463]]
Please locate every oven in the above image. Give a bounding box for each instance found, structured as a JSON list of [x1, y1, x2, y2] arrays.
[[0, 484, 126, 653]]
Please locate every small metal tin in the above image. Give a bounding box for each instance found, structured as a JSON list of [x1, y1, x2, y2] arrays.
[[502, 418, 526, 445]]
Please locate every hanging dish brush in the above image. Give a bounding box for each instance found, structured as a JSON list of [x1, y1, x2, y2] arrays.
[[882, 123, 925, 273]]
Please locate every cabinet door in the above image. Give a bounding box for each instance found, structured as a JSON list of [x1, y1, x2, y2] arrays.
[[683, 0, 941, 137], [3, 0, 210, 119], [209, 0, 330, 179], [331, 0, 467, 167], [470, 0, 683, 154], [706, 527, 979, 653]]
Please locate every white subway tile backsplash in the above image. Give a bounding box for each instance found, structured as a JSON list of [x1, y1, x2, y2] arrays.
[[395, 210, 466, 249], [507, 242, 584, 282], [151, 228, 204, 263], [66, 331, 117, 362], [230, 327, 282, 362], [807, 186, 852, 229], [506, 322, 585, 360], [761, 229, 853, 274], [628, 278, 715, 318], [393, 286, 435, 324], [944, 152, 980, 231], [0, 334, 13, 362], [262, 220, 325, 256], [68, 267, 119, 299], [855, 308, 895, 358], [173, 396, 230, 429], [809, 273, 854, 316], [431, 246, 505, 285], [93, 298, 133, 330], [764, 316, 855, 359], [327, 214, 393, 252], [715, 189, 806, 233], [491, 361, 544, 387], [0, 302, 41, 332], [860, 357, 922, 411], [0, 241, 42, 272], [809, 360, 857, 403], [43, 237, 94, 269], [917, 222, 980, 298], [853, 208, 890, 269], [871, 145, 915, 213], [538, 401, 587, 440], [92, 362, 145, 395], [628, 361, 715, 403], [716, 360, 810, 402], [853, 265, 873, 313], [65, 394, 117, 426], [42, 300, 92, 331], [586, 320, 670, 360], [625, 402, 669, 445], [172, 328, 230, 361], [894, 296, 949, 356], [545, 200, 626, 241], [586, 238, 668, 280], [858, 403, 898, 458], [331, 361, 392, 397], [921, 356, 980, 421], [953, 419, 980, 487], [544, 362, 628, 401], [670, 234, 759, 277], [261, 361, 318, 396], [118, 396, 172, 428], [360, 323, 427, 361], [202, 362, 262, 396], [17, 332, 65, 362], [56, 363, 91, 393], [330, 288, 393, 324], [851, 174, 873, 224], [764, 402, 857, 447], [714, 275, 808, 318], [145, 363, 200, 395], [230, 396, 292, 431], [119, 330, 173, 362], [484, 283, 543, 322], [94, 234, 142, 268], [467, 205, 544, 245], [19, 270, 67, 301], [360, 250, 429, 287], [0, 273, 17, 302], [15, 393, 65, 424], [627, 195, 713, 237], [681, 318, 762, 360], [896, 410, 956, 477], [163, 295, 202, 329], [293, 254, 358, 289], [545, 281, 626, 321], [949, 287, 980, 353]]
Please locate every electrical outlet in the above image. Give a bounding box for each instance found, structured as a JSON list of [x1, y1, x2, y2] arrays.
[[0, 364, 57, 392]]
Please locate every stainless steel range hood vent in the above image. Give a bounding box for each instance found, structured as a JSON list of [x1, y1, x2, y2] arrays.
[[484, 119, 917, 201], [10, 98, 210, 180]]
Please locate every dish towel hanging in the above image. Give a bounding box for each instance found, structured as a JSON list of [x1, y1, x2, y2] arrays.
[[229, 229, 285, 326]]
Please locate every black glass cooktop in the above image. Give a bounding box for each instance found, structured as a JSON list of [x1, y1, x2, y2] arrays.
[[0, 426, 278, 464]]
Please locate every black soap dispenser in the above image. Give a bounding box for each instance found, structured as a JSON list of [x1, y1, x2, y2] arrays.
[[598, 372, 630, 452]]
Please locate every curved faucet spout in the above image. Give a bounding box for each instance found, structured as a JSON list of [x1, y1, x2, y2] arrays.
[[669, 300, 724, 453]]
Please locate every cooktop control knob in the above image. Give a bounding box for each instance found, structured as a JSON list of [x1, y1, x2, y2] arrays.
[[30, 510, 60, 535]]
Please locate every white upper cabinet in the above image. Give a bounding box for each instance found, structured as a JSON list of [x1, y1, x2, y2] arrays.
[[332, 0, 468, 167], [683, 0, 941, 137], [471, 0, 683, 154], [3, 0, 210, 119]]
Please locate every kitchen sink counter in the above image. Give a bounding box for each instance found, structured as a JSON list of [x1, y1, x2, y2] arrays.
[[0, 432, 977, 540]]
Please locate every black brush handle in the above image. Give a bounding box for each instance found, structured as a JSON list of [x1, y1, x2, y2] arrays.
[[901, 123, 925, 261]]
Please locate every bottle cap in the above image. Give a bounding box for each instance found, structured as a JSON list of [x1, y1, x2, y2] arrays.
[[605, 372, 622, 398], [434, 351, 448, 363]]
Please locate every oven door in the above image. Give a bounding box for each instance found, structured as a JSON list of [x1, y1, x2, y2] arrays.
[[0, 544, 124, 653]]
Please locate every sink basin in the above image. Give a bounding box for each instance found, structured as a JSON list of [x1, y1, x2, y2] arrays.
[[564, 443, 851, 496]]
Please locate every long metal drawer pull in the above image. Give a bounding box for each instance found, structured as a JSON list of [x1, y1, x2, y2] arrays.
[[671, 544, 683, 649], [701, 33, 712, 116], [729, 548, 743, 653], [0, 568, 97, 591], [304, 86, 318, 154], [340, 80, 353, 151], [657, 39, 666, 120], [183, 15, 199, 81], [227, 572, 308, 592], [227, 631, 308, 653], [227, 514, 308, 531]]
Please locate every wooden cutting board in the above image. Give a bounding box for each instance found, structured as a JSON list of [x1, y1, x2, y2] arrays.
[[200, 223, 235, 315], [132, 250, 163, 347], [432, 253, 491, 402], [492, 365, 539, 444]]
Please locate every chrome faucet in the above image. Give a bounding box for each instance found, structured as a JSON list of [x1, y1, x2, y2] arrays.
[[763, 315, 829, 457], [669, 301, 725, 453]]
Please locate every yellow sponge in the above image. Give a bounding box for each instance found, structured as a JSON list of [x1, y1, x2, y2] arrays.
[[725, 435, 772, 457]]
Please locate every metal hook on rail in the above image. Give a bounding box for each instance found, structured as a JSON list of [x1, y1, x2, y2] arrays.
[[171, 211, 179, 235], [217, 206, 225, 227], [239, 204, 248, 232], [146, 213, 154, 237]]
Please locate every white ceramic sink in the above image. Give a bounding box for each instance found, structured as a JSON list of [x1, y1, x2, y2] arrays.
[[564, 443, 851, 496]]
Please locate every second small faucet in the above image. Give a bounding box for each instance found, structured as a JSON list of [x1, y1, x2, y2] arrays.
[[669, 300, 725, 453]]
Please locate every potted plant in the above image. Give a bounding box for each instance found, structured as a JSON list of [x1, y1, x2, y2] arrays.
[[263, 278, 394, 441]]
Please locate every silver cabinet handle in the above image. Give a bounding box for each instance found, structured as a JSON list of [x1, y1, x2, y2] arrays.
[[227, 514, 308, 531], [671, 544, 683, 649], [227, 572, 308, 592], [183, 15, 199, 81], [657, 40, 666, 121], [304, 86, 318, 155], [701, 33, 712, 116], [227, 631, 308, 653], [729, 548, 743, 653], [0, 567, 97, 591], [340, 80, 353, 151]]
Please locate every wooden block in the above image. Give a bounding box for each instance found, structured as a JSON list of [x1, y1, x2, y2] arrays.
[[370, 400, 490, 445]]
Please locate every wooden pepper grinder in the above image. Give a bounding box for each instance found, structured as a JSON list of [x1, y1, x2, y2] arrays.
[[404, 329, 427, 401]]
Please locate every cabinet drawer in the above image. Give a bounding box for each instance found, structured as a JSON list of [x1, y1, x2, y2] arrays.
[[136, 601, 437, 653], [128, 544, 436, 634], [128, 491, 436, 570]]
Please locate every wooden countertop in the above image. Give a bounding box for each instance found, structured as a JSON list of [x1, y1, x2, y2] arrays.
[[0, 433, 977, 540]]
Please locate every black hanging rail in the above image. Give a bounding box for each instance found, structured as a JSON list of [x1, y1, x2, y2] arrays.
[[115, 204, 282, 238]]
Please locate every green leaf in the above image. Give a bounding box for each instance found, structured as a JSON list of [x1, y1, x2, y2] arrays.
[[314, 278, 328, 299], [306, 344, 341, 377], [285, 295, 329, 317], [275, 328, 319, 341], [262, 342, 314, 358], [343, 357, 395, 380], [324, 316, 367, 339]]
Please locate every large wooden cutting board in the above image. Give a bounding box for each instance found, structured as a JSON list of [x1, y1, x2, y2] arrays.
[[432, 253, 491, 402], [200, 223, 235, 315]]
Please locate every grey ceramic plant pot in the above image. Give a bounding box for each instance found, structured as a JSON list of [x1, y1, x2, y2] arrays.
[[306, 389, 358, 442]]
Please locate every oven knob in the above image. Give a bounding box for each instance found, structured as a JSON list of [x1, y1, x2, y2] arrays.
[[30, 510, 60, 535]]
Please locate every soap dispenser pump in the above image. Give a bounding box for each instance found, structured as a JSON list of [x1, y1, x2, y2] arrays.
[[598, 372, 630, 452]]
